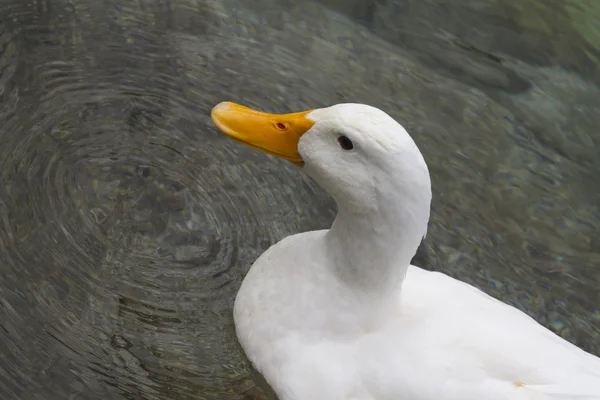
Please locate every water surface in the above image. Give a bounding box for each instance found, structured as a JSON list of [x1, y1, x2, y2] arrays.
[[0, 0, 598, 399]]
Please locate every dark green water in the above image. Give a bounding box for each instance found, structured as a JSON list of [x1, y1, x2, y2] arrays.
[[0, 0, 598, 398]]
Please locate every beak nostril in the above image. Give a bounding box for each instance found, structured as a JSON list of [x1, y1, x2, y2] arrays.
[[276, 122, 287, 130]]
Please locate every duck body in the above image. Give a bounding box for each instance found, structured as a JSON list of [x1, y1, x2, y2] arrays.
[[234, 230, 600, 400], [211, 102, 600, 400]]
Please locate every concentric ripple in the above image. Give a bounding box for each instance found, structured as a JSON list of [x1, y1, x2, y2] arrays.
[[1, 0, 600, 399], [0, 1, 335, 399]]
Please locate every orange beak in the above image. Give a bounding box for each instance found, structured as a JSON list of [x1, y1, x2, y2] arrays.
[[211, 102, 316, 166]]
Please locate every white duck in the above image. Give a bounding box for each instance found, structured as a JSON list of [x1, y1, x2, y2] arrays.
[[210, 102, 600, 400]]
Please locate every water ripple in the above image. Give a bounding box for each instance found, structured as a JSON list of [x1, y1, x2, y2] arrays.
[[1, 0, 599, 399]]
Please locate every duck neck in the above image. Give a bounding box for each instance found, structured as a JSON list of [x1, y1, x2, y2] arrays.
[[324, 197, 429, 296]]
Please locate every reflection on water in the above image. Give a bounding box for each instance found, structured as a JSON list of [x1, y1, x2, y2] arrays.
[[0, 0, 598, 398]]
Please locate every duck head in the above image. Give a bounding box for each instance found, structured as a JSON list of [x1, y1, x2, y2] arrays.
[[211, 102, 431, 225]]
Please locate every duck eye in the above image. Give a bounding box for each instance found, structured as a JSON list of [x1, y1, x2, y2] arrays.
[[337, 135, 354, 150]]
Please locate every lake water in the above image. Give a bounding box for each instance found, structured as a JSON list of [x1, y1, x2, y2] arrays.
[[0, 0, 598, 398]]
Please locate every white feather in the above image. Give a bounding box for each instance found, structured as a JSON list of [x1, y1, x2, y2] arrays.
[[232, 104, 600, 400]]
